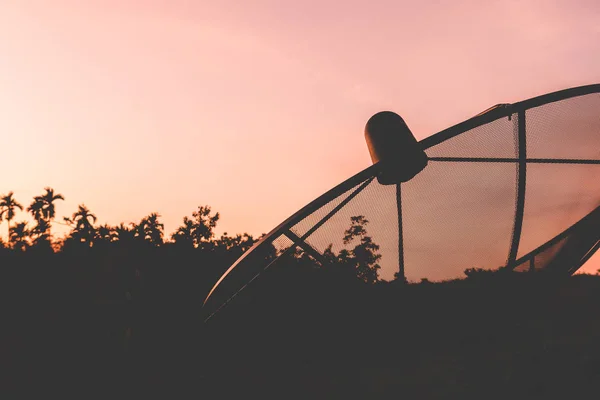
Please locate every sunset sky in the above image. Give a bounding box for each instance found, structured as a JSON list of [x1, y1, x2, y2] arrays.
[[1, 0, 599, 272]]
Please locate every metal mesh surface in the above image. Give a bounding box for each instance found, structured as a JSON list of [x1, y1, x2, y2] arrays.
[[527, 93, 600, 159], [426, 114, 518, 158], [518, 164, 600, 258], [272, 234, 295, 255], [206, 85, 600, 314], [402, 160, 516, 281], [290, 182, 366, 238], [513, 259, 532, 273], [532, 237, 570, 271], [301, 179, 399, 281], [513, 237, 570, 272]]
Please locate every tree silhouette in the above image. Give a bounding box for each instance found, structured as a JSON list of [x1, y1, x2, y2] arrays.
[[324, 215, 382, 284], [96, 224, 116, 245], [28, 197, 50, 249], [192, 205, 220, 246], [215, 233, 255, 252], [0, 188, 388, 291], [0, 192, 24, 245], [26, 188, 64, 248], [10, 221, 30, 251], [39, 188, 64, 220], [114, 223, 136, 243], [137, 213, 164, 247], [171, 216, 195, 247], [171, 206, 220, 249], [30, 218, 51, 247], [214, 232, 255, 259], [37, 187, 64, 238], [67, 204, 97, 245], [71, 204, 97, 229], [322, 243, 338, 264], [352, 235, 381, 284], [28, 197, 45, 222], [131, 221, 145, 242]]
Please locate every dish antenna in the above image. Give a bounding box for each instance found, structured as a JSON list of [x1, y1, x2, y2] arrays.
[[205, 84, 600, 318]]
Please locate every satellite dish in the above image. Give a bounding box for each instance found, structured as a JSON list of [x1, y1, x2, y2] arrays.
[[204, 84, 600, 318]]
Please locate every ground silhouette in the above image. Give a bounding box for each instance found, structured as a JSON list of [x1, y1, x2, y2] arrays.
[[1, 188, 600, 398]]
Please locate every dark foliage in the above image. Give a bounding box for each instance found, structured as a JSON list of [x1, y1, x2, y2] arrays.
[[1, 189, 599, 398]]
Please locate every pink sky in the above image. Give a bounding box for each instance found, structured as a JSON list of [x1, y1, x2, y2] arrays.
[[0, 0, 599, 272]]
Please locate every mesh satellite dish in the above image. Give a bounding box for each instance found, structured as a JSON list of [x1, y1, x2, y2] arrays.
[[205, 84, 600, 318]]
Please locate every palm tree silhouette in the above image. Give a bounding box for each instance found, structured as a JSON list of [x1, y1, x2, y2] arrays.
[[28, 197, 47, 245], [30, 218, 51, 244], [96, 224, 116, 244], [27, 188, 64, 244], [0, 192, 24, 244], [138, 213, 164, 246], [69, 204, 97, 245], [72, 204, 97, 230], [10, 221, 30, 251], [114, 223, 136, 243], [27, 197, 45, 222], [39, 187, 64, 236], [39, 187, 64, 221]]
